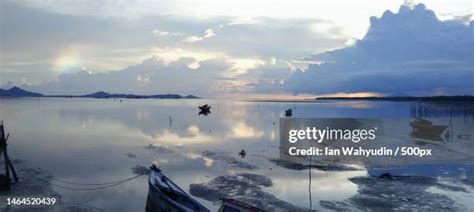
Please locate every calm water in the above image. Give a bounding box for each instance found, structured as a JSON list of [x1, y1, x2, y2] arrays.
[[0, 98, 473, 211]]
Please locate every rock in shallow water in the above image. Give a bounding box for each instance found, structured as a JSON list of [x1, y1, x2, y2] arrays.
[[131, 165, 151, 175], [202, 151, 258, 170], [236, 173, 272, 187], [144, 144, 173, 153], [189, 173, 311, 211], [268, 158, 362, 171], [320, 175, 470, 211]]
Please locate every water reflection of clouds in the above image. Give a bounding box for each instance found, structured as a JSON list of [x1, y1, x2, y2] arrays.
[[333, 101, 375, 109], [135, 109, 151, 121], [227, 121, 264, 139], [266, 170, 366, 208], [153, 125, 216, 147], [181, 152, 214, 168], [270, 129, 276, 140], [152, 158, 170, 165], [4, 99, 473, 211], [57, 99, 278, 147]]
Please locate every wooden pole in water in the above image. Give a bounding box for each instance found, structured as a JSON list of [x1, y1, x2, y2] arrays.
[[4, 134, 18, 182], [0, 121, 10, 189], [0, 121, 18, 190]]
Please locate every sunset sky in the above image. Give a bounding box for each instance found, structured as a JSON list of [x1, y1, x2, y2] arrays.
[[1, 0, 473, 98]]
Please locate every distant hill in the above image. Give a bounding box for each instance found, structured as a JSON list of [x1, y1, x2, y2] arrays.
[[0, 87, 43, 97], [0, 87, 199, 99], [316, 96, 474, 102], [81, 91, 197, 99], [83, 91, 112, 98], [184, 95, 200, 99]]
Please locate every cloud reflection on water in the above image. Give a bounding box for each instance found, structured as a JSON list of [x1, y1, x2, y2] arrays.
[[1, 98, 472, 211]]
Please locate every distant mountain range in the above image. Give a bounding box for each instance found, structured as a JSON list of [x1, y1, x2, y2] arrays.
[[2, 86, 473, 101], [0, 87, 200, 99], [79, 91, 199, 99]]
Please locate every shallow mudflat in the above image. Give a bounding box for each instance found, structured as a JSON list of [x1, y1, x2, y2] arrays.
[[321, 175, 473, 211], [0, 98, 472, 211]]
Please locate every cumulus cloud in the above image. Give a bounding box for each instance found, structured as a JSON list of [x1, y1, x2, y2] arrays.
[[153, 29, 170, 36], [4, 1, 471, 97], [184, 29, 216, 43], [0, 0, 158, 85], [24, 57, 231, 96], [227, 16, 258, 25], [186, 17, 348, 59], [233, 58, 295, 94], [152, 29, 183, 37], [1, 0, 347, 92], [275, 4, 474, 96]]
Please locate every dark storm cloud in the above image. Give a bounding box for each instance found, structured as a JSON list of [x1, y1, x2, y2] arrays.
[[275, 4, 474, 96]]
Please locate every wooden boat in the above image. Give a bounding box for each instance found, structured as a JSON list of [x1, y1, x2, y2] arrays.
[[218, 198, 265, 212], [198, 104, 211, 111], [285, 109, 292, 117], [409, 119, 449, 143], [146, 165, 209, 212], [198, 104, 211, 116]]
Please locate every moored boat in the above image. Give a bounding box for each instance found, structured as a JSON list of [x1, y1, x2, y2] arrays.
[[146, 165, 209, 212], [198, 104, 211, 116], [409, 119, 449, 143], [218, 198, 265, 212]]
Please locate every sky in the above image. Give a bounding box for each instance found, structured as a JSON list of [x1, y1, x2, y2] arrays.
[[0, 0, 473, 98]]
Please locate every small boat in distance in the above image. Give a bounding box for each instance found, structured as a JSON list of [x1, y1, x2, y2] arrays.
[[199, 104, 211, 116], [285, 109, 293, 117], [146, 165, 209, 212]]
